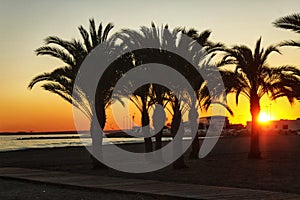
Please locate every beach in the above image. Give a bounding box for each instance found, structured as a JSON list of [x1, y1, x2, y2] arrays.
[[1, 134, 300, 199]]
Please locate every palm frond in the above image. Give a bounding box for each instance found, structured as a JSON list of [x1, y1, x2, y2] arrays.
[[102, 23, 114, 43], [279, 40, 300, 48], [273, 13, 300, 33], [261, 45, 281, 64], [28, 73, 53, 89], [89, 18, 98, 47], [35, 46, 76, 67], [42, 83, 72, 102], [78, 25, 92, 52], [97, 22, 103, 43]]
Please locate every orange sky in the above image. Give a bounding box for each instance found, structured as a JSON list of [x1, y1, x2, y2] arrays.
[[0, 0, 300, 132]]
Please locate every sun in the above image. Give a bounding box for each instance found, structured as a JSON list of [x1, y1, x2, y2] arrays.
[[258, 112, 271, 123]]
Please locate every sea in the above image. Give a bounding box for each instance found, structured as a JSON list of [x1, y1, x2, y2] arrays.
[[0, 133, 173, 152]]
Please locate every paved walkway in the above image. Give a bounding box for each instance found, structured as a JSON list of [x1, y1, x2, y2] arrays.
[[0, 167, 299, 200]]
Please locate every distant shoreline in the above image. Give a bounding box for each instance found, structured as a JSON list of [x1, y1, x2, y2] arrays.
[[0, 130, 83, 135], [0, 130, 159, 138], [0, 130, 124, 136]]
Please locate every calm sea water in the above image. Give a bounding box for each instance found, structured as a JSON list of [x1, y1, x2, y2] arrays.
[[0, 134, 173, 152]]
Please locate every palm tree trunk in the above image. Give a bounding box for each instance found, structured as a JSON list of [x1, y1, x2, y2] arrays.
[[189, 104, 200, 159], [172, 100, 187, 169], [155, 131, 163, 150], [153, 106, 163, 160], [90, 103, 108, 169], [154, 98, 164, 158], [141, 102, 153, 155], [249, 97, 262, 159]]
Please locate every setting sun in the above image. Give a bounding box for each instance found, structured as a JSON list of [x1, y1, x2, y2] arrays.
[[259, 112, 271, 123]]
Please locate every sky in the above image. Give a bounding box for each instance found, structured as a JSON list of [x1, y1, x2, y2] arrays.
[[0, 0, 300, 132]]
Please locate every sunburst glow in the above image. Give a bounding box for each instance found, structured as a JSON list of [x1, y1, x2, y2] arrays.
[[259, 112, 271, 122]]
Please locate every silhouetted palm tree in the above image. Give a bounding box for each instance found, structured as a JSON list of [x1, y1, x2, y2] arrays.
[[116, 25, 170, 156], [152, 84, 170, 151], [273, 13, 300, 47], [180, 29, 225, 159], [131, 84, 154, 154], [219, 38, 300, 158], [117, 24, 215, 168], [28, 19, 114, 168], [273, 13, 300, 98]]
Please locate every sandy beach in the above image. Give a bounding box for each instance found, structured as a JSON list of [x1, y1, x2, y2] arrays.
[[1, 134, 300, 198]]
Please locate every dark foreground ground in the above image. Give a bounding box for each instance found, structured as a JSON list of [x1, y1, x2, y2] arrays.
[[0, 134, 300, 197], [0, 178, 160, 200]]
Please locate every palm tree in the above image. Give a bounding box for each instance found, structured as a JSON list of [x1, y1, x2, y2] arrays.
[[28, 19, 115, 168], [179, 29, 224, 159], [273, 13, 300, 98], [218, 38, 300, 158], [273, 13, 300, 47], [131, 84, 154, 154], [117, 24, 217, 168], [152, 84, 170, 151], [169, 93, 189, 169]]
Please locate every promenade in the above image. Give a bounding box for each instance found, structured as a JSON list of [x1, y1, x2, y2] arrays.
[[1, 167, 299, 200]]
